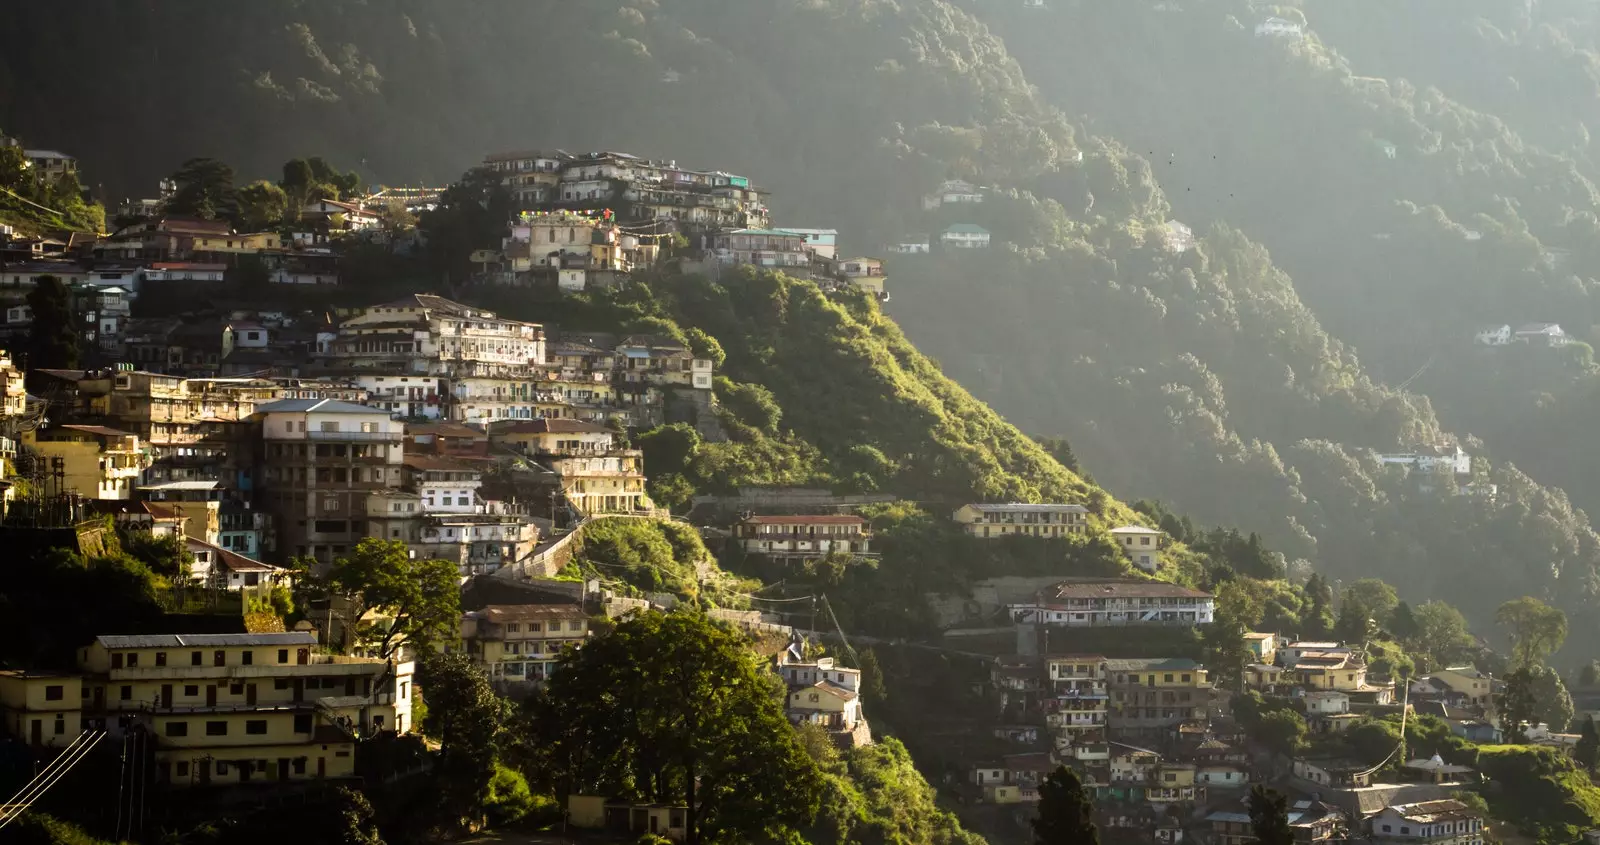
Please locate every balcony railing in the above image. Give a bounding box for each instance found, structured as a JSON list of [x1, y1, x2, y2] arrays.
[[307, 430, 403, 442]]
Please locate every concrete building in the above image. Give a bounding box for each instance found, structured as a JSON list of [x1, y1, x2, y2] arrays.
[[953, 503, 1089, 538]]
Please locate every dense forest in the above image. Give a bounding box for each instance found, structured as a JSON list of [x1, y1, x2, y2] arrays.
[[7, 0, 1600, 656]]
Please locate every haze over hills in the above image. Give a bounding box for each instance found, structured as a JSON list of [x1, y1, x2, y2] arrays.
[[6, 0, 1600, 654]]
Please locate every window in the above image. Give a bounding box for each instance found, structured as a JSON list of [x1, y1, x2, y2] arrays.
[[53, 714, 65, 735], [155, 652, 167, 667], [176, 761, 189, 777], [506, 623, 520, 633], [229, 683, 244, 695], [246, 720, 267, 735], [206, 721, 227, 736], [1181, 674, 1191, 683], [214, 650, 225, 667], [192, 651, 203, 666], [45, 685, 63, 701], [112, 653, 123, 669], [184, 685, 198, 697], [120, 685, 132, 700], [165, 721, 189, 737], [320, 421, 340, 433], [1164, 674, 1174, 683], [242, 651, 253, 666], [292, 758, 307, 774]]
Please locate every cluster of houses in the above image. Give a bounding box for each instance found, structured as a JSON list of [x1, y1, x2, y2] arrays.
[[11, 293, 711, 579], [478, 149, 891, 299], [970, 600, 1500, 842], [1474, 322, 1570, 347]]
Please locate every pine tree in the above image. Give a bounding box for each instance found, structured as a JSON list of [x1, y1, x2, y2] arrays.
[[24, 275, 79, 392], [1033, 765, 1099, 845], [1577, 715, 1599, 772], [1248, 785, 1294, 845]]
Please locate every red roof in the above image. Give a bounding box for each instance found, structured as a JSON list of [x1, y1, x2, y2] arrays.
[[742, 515, 866, 526]]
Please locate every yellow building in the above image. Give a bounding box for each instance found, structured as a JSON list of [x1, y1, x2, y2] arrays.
[[461, 604, 590, 688], [192, 231, 284, 255], [1294, 651, 1394, 702], [0, 632, 414, 787], [1105, 658, 1213, 737], [0, 670, 83, 748], [1431, 666, 1492, 707], [1244, 632, 1278, 665], [23, 424, 148, 499], [952, 503, 1089, 538]]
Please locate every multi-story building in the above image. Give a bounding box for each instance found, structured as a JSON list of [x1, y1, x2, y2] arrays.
[[483, 149, 769, 229], [23, 424, 148, 499], [1010, 580, 1216, 627], [712, 229, 810, 268], [256, 398, 404, 565], [616, 335, 714, 391], [403, 455, 483, 514], [460, 603, 590, 689], [1044, 655, 1109, 741], [543, 451, 651, 516], [837, 257, 887, 296], [777, 656, 861, 693], [952, 503, 1089, 539], [1293, 650, 1394, 704], [1109, 525, 1164, 572], [1207, 799, 1344, 845], [353, 374, 446, 420], [1104, 658, 1212, 737], [1367, 800, 1484, 845], [413, 512, 539, 577], [733, 514, 873, 564], [325, 295, 546, 377], [0, 632, 412, 786]]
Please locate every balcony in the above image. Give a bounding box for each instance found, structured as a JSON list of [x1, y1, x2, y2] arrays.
[[307, 430, 403, 442]]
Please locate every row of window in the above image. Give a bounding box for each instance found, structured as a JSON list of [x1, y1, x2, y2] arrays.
[[165, 713, 312, 737], [502, 621, 582, 634], [111, 647, 307, 669]]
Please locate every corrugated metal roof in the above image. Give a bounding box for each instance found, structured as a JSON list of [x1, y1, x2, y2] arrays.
[[97, 632, 315, 649], [255, 398, 390, 415]]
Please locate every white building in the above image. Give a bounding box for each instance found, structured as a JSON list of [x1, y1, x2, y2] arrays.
[[1009, 580, 1215, 627], [1304, 690, 1351, 714], [1474, 324, 1511, 346], [778, 655, 861, 693], [940, 224, 991, 249], [1515, 322, 1569, 346], [1109, 526, 1164, 572], [1367, 800, 1484, 845], [1255, 16, 1304, 38], [353, 374, 447, 419], [781, 228, 839, 260], [329, 295, 545, 376], [885, 237, 931, 255], [922, 179, 986, 210], [1378, 444, 1471, 476]]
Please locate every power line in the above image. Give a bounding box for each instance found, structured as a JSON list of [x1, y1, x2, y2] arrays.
[[0, 731, 105, 830]]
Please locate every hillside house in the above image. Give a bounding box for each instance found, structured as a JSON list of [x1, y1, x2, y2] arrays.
[[712, 229, 810, 268], [953, 502, 1088, 538], [733, 514, 873, 563], [1044, 655, 1109, 737], [1279, 642, 1351, 666], [1428, 666, 1492, 708], [1515, 322, 1569, 346], [1378, 444, 1471, 476], [782, 228, 838, 260], [25, 149, 77, 181], [1244, 632, 1277, 664], [1207, 799, 1343, 845], [971, 752, 1054, 803], [940, 224, 991, 249], [1367, 799, 1483, 844], [1474, 325, 1511, 346], [1109, 525, 1164, 572], [1254, 16, 1304, 38], [1105, 659, 1212, 736], [1162, 220, 1196, 253], [1292, 757, 1371, 788], [1011, 580, 1215, 627], [885, 236, 930, 254], [567, 796, 686, 842], [461, 603, 589, 688], [1401, 755, 1477, 785], [922, 179, 986, 210], [838, 257, 887, 296], [1304, 691, 1350, 714]]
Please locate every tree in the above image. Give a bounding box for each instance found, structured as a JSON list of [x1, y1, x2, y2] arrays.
[[858, 648, 888, 711], [1248, 785, 1294, 845], [420, 652, 511, 829], [1497, 596, 1568, 668], [236, 179, 288, 231], [1256, 709, 1307, 758], [1388, 601, 1420, 642], [1577, 716, 1599, 773], [376, 198, 418, 232], [1526, 665, 1575, 732], [317, 539, 461, 658], [1336, 579, 1400, 640], [0, 145, 28, 190], [538, 611, 824, 845], [1202, 583, 1254, 692], [1410, 601, 1476, 671], [1498, 667, 1541, 742], [1300, 573, 1335, 639], [24, 275, 79, 388], [165, 157, 238, 221], [1032, 765, 1099, 845]]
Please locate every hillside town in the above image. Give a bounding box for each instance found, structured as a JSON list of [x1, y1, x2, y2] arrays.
[[0, 140, 1576, 845]]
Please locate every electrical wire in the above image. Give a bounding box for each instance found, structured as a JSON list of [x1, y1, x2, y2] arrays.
[[0, 732, 91, 819], [0, 731, 105, 830]]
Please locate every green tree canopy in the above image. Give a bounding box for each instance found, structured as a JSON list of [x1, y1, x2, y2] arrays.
[[1497, 596, 1568, 668], [237, 179, 288, 231], [24, 275, 79, 387], [165, 157, 238, 221], [312, 538, 461, 658], [537, 611, 824, 845], [1409, 601, 1477, 671], [419, 652, 511, 830], [1033, 765, 1100, 845], [1248, 785, 1295, 845]]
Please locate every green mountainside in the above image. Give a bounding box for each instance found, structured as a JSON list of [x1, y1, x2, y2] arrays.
[[7, 0, 1600, 651]]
